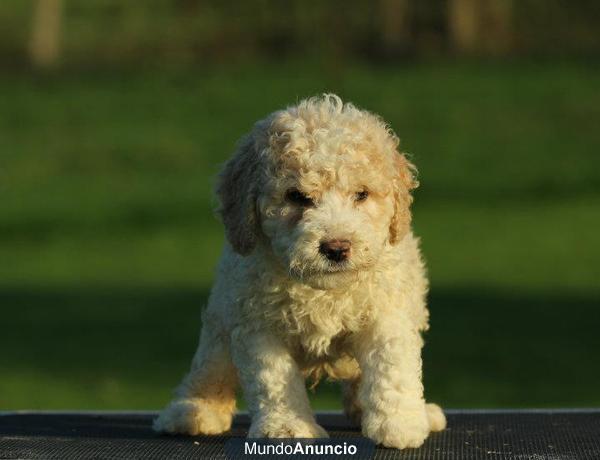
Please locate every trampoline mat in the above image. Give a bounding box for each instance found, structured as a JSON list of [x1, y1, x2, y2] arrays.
[[1, 410, 599, 459]]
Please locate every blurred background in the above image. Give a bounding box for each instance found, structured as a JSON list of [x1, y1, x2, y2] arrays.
[[1, 0, 599, 411]]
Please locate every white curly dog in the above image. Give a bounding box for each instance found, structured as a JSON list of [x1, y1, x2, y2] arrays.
[[154, 94, 445, 449]]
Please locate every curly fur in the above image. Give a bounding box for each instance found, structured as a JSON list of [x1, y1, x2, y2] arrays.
[[154, 94, 445, 449]]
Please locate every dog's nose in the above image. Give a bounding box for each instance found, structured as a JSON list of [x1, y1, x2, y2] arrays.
[[319, 239, 351, 262]]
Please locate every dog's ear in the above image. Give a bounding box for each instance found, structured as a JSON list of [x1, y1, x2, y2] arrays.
[[389, 152, 418, 245], [216, 132, 262, 255]]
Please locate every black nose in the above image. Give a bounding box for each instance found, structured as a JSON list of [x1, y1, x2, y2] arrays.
[[319, 239, 351, 262]]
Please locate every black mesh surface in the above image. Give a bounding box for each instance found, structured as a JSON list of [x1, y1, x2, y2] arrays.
[[1, 410, 599, 459]]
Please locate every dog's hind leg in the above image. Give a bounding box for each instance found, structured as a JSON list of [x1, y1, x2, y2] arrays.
[[342, 378, 362, 426], [153, 314, 237, 435]]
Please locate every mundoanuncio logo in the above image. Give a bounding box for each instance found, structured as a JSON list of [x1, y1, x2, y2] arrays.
[[224, 437, 375, 459]]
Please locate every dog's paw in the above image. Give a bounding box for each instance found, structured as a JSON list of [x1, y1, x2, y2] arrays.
[[426, 403, 446, 432], [248, 416, 329, 439], [362, 406, 430, 449], [153, 398, 233, 436]]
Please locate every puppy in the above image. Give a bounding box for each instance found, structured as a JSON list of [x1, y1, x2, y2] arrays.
[[154, 94, 445, 449]]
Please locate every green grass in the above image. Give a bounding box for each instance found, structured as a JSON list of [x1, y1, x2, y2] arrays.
[[1, 61, 599, 410]]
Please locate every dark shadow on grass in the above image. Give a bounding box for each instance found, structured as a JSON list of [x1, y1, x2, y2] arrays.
[[0, 285, 211, 379], [423, 288, 600, 407], [1, 285, 599, 407]]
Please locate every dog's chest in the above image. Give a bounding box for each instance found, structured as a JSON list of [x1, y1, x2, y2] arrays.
[[264, 285, 373, 357]]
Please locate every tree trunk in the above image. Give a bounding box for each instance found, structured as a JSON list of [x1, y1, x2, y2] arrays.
[[380, 0, 411, 55], [29, 0, 64, 69], [485, 0, 513, 55], [448, 0, 481, 54], [448, 0, 513, 55]]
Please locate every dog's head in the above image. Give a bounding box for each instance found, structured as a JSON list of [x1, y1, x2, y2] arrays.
[[217, 95, 417, 289]]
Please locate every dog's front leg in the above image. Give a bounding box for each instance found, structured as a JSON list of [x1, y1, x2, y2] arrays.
[[354, 312, 430, 449], [231, 327, 328, 438]]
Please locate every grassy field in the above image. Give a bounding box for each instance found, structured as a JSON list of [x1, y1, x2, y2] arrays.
[[1, 61, 599, 410]]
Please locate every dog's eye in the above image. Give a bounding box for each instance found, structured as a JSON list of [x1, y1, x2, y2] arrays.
[[286, 189, 314, 207], [355, 190, 369, 202]]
